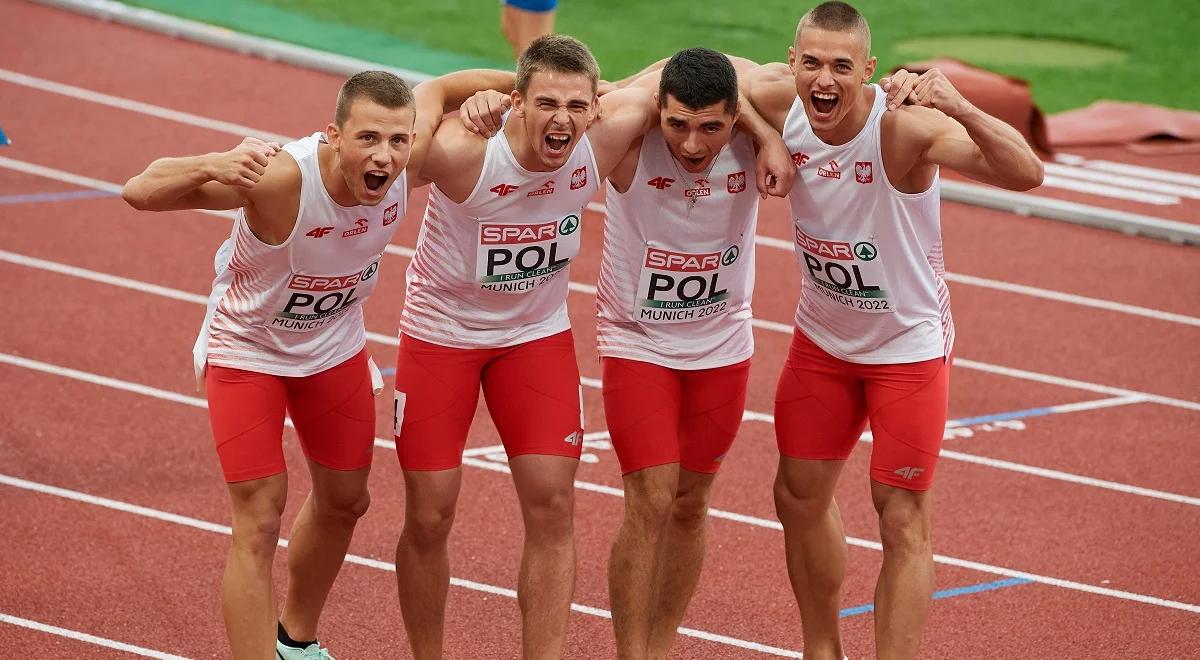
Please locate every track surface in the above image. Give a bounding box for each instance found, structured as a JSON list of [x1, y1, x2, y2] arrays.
[[1, 2, 1198, 658]]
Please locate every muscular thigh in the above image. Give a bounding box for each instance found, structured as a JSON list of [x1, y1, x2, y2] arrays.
[[678, 359, 750, 474], [482, 330, 583, 462], [394, 334, 487, 471], [774, 330, 869, 460], [285, 348, 377, 473], [206, 364, 288, 483], [602, 357, 682, 475], [864, 356, 950, 491]]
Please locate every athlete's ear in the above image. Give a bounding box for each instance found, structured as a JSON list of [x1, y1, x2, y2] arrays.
[[864, 56, 877, 83], [326, 122, 340, 151], [511, 90, 525, 118], [787, 46, 797, 72]]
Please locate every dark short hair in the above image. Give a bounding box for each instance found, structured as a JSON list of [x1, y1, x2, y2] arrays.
[[516, 34, 600, 94], [334, 71, 414, 126], [658, 47, 738, 114], [797, 1, 872, 54]]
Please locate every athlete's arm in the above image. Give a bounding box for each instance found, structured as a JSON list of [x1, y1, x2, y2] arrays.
[[586, 87, 660, 178], [418, 118, 489, 204], [735, 93, 794, 197], [121, 137, 281, 211], [408, 69, 517, 189], [742, 63, 796, 134], [883, 68, 1044, 191]]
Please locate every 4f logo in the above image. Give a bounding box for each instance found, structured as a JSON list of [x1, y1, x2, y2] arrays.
[[490, 183, 519, 196], [894, 467, 924, 480], [647, 176, 675, 190], [791, 152, 810, 167], [343, 218, 369, 237], [306, 226, 334, 239], [382, 202, 399, 226], [570, 166, 588, 190], [727, 171, 746, 193], [563, 430, 582, 447], [855, 161, 873, 184]]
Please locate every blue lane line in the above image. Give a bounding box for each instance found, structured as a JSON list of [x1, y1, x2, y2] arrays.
[[839, 577, 1034, 618], [948, 406, 1058, 427], [0, 125, 9, 145], [0, 190, 118, 205]]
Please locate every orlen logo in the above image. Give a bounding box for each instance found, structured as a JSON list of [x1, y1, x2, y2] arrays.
[[855, 161, 873, 184], [645, 248, 721, 272], [490, 183, 519, 197], [382, 202, 399, 226], [527, 180, 555, 197], [480, 221, 558, 245], [795, 228, 854, 260], [306, 226, 334, 239], [342, 218, 369, 237], [791, 152, 810, 167], [818, 160, 842, 179], [647, 176, 675, 190], [570, 166, 588, 190], [287, 262, 378, 291], [727, 171, 746, 193], [685, 178, 711, 198]]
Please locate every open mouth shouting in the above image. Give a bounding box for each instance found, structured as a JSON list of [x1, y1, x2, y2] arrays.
[[680, 155, 708, 172], [363, 169, 389, 197], [811, 91, 839, 119], [544, 132, 572, 157]]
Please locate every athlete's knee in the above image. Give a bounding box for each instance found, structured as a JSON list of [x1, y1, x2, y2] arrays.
[[773, 472, 829, 522], [624, 483, 675, 529], [521, 484, 575, 539], [404, 501, 458, 550], [876, 496, 931, 556], [316, 484, 371, 524], [670, 483, 712, 530], [230, 506, 285, 561]]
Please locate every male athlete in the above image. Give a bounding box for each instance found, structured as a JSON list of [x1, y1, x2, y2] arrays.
[[394, 35, 791, 659], [122, 68, 514, 660], [742, 2, 1043, 658], [594, 48, 790, 659]]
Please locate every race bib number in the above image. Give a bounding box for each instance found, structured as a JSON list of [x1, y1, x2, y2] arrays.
[[795, 228, 894, 313], [476, 213, 581, 294], [634, 245, 741, 323], [270, 260, 378, 332]]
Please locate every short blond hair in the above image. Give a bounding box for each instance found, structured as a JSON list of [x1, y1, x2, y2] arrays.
[[515, 34, 600, 94]]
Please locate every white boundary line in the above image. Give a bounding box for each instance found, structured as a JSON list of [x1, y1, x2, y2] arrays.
[[0, 473, 802, 658], [1056, 153, 1200, 188], [0, 613, 191, 659], [5, 350, 1200, 615], [3, 152, 1196, 329], [1044, 163, 1200, 200]]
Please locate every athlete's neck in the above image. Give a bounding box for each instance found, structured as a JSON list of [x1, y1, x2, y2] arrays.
[[811, 84, 875, 146], [317, 142, 359, 208]]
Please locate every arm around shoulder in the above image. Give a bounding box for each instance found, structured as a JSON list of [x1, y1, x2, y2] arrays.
[[743, 63, 796, 134], [122, 137, 281, 211]]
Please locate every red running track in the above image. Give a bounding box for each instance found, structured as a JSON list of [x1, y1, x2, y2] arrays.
[[1, 1, 1198, 658]]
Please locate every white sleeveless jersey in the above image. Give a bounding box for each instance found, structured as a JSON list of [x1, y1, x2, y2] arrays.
[[783, 85, 954, 364], [194, 132, 407, 379], [400, 130, 600, 348], [596, 128, 758, 370]]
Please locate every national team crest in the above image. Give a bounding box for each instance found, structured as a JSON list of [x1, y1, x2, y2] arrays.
[[570, 166, 588, 190], [382, 202, 399, 226], [855, 161, 873, 184], [727, 171, 747, 193]]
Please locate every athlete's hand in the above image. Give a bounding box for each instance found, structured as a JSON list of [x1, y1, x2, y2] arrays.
[[755, 135, 795, 199], [880, 69, 920, 111], [207, 137, 280, 188], [460, 90, 511, 138], [882, 68, 973, 118]]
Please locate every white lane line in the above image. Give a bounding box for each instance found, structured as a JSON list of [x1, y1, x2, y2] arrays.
[[1045, 163, 1200, 200], [1039, 174, 1179, 205], [12, 347, 1191, 507], [1056, 153, 1200, 188], [0, 613, 191, 659], [954, 358, 1200, 413], [0, 68, 293, 144], [0, 473, 803, 658], [5, 153, 1199, 329], [459, 456, 1200, 614], [6, 341, 1200, 620], [5, 245, 1198, 416]]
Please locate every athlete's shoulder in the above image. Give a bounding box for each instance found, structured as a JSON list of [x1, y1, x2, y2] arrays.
[[744, 63, 796, 130]]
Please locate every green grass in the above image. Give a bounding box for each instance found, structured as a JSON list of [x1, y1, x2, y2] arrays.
[[142, 0, 1200, 113]]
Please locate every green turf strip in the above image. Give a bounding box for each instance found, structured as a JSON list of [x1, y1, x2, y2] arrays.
[[124, 0, 1199, 113]]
